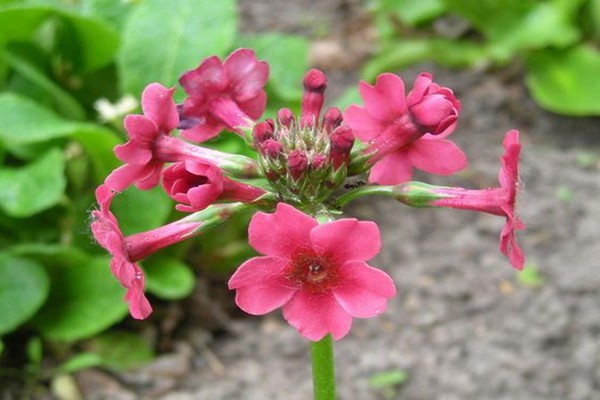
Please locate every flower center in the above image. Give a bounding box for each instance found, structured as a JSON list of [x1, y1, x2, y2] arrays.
[[287, 252, 338, 294]]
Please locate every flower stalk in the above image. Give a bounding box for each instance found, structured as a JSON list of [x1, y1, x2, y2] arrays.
[[311, 334, 336, 400]]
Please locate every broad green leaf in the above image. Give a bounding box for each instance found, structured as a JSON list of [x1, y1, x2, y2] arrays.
[[592, 0, 600, 39], [111, 186, 173, 235], [0, 6, 119, 73], [362, 39, 488, 82], [119, 0, 237, 96], [145, 258, 195, 300], [72, 125, 121, 183], [78, 0, 134, 31], [376, 0, 446, 26], [0, 93, 78, 150], [0, 253, 49, 335], [0, 340, 4, 355], [87, 331, 154, 371], [2, 44, 85, 119], [238, 34, 309, 101], [525, 46, 600, 115], [26, 336, 43, 364], [58, 353, 103, 373], [0, 148, 65, 217], [31, 256, 128, 341]]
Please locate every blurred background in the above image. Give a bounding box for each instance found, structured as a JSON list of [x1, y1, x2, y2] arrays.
[[0, 0, 599, 399]]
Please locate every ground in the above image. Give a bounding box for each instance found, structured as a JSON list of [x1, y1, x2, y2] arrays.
[[72, 1, 600, 399]]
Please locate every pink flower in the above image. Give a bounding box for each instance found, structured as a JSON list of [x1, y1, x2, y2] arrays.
[[228, 203, 396, 341], [91, 185, 201, 318], [162, 159, 265, 212], [106, 83, 179, 191], [344, 73, 467, 185], [178, 48, 269, 142], [394, 130, 525, 269]]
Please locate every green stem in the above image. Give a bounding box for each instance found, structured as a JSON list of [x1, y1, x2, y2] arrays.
[[311, 335, 336, 400], [334, 185, 395, 209]]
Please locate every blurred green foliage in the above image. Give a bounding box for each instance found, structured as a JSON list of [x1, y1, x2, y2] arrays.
[[0, 0, 308, 374], [366, 0, 600, 116]]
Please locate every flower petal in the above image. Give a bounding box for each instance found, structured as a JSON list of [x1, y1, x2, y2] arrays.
[[248, 203, 317, 258], [141, 83, 178, 132], [408, 138, 468, 175], [368, 150, 413, 185], [310, 219, 381, 263], [224, 48, 269, 102], [238, 91, 267, 120], [229, 256, 296, 315], [374, 73, 407, 115], [359, 80, 395, 121], [283, 291, 352, 341], [343, 105, 385, 142], [180, 117, 224, 143], [500, 219, 525, 270], [332, 261, 396, 318]]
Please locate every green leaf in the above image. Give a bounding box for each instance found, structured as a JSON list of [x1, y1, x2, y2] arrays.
[[368, 369, 408, 388], [517, 263, 545, 287], [2, 44, 85, 119], [88, 331, 154, 371], [111, 186, 173, 235], [525, 46, 600, 115], [78, 0, 135, 31], [0, 340, 4, 356], [0, 253, 49, 335], [31, 256, 128, 341], [376, 0, 446, 26], [0, 148, 65, 217], [71, 124, 121, 183], [119, 0, 237, 96], [26, 336, 43, 365], [0, 93, 78, 151], [58, 352, 103, 373], [362, 39, 488, 82], [145, 258, 195, 300], [238, 34, 309, 101], [334, 86, 362, 110]]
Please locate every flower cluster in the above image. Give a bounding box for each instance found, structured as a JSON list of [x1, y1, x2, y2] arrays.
[[92, 48, 525, 341]]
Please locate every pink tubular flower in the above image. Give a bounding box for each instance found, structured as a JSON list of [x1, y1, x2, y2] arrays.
[[178, 48, 269, 142], [394, 130, 524, 269], [106, 83, 179, 191], [91, 185, 201, 318], [228, 203, 397, 341], [162, 159, 265, 212], [344, 73, 467, 185]]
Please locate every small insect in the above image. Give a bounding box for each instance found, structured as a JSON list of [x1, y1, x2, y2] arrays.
[[344, 180, 366, 189]]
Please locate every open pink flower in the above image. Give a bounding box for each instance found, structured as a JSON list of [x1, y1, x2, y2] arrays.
[[228, 203, 396, 341], [162, 159, 265, 212], [344, 73, 467, 185], [394, 130, 524, 269], [178, 48, 269, 142], [91, 185, 201, 318], [106, 83, 179, 191]]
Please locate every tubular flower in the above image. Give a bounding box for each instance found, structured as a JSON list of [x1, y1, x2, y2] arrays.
[[344, 73, 467, 185], [106, 83, 179, 191], [394, 130, 524, 269], [91, 185, 201, 318], [178, 48, 269, 142], [228, 203, 396, 341], [162, 159, 265, 213]]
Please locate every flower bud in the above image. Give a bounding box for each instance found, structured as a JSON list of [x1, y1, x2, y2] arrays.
[[301, 69, 327, 122], [277, 108, 295, 128], [287, 149, 308, 181], [322, 107, 343, 133], [252, 119, 275, 146], [329, 126, 354, 169], [262, 138, 283, 159]]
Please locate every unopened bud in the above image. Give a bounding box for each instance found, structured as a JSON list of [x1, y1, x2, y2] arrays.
[[262, 139, 283, 158], [311, 154, 327, 170], [287, 150, 308, 181], [322, 107, 343, 133], [277, 108, 294, 128], [301, 69, 327, 122], [329, 126, 355, 169], [252, 119, 274, 145]]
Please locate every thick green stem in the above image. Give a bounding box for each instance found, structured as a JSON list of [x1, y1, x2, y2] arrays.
[[311, 335, 336, 400], [334, 185, 395, 209]]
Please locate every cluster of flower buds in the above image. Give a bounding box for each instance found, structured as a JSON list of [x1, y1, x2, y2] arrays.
[[251, 69, 355, 209], [92, 48, 525, 342]]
